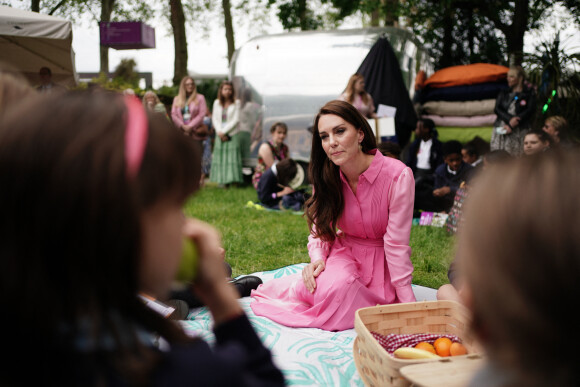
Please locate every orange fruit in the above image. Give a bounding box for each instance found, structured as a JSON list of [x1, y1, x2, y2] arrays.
[[450, 342, 467, 356], [414, 342, 436, 354], [433, 337, 452, 357]]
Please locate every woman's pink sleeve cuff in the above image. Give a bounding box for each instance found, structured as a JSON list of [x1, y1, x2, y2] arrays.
[[396, 285, 416, 303]]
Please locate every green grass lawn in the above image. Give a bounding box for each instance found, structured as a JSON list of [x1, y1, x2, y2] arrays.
[[185, 183, 455, 289]]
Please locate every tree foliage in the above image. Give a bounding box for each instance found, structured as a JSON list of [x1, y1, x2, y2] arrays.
[[525, 32, 580, 139]]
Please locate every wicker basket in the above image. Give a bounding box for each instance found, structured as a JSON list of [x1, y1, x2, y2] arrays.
[[353, 300, 481, 387]]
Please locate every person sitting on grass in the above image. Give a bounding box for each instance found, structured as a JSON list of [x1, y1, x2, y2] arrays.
[[433, 140, 473, 212], [377, 141, 402, 159], [406, 118, 443, 212], [257, 158, 306, 211]]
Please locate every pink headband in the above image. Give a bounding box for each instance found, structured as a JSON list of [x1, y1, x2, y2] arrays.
[[124, 95, 148, 179]]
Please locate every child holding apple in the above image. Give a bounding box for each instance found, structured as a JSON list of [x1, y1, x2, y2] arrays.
[[0, 92, 284, 386]]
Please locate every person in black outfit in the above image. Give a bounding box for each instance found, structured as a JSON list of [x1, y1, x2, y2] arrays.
[[406, 118, 443, 211], [433, 140, 473, 212], [257, 158, 306, 211]]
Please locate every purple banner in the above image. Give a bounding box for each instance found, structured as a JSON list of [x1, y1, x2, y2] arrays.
[[99, 22, 155, 50]]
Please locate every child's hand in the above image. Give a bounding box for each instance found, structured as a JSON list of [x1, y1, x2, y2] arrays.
[[433, 186, 451, 197], [182, 218, 225, 287], [278, 186, 295, 197], [183, 218, 242, 323]]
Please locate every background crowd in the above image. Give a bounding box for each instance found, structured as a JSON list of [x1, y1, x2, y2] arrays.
[[2, 62, 578, 386]]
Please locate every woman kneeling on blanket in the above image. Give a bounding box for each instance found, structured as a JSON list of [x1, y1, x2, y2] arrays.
[[251, 100, 416, 331], [0, 92, 284, 386]]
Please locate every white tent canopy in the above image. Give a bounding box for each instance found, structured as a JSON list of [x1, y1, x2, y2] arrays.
[[0, 5, 77, 87]]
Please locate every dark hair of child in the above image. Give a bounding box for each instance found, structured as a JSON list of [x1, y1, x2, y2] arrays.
[[0, 91, 201, 384], [378, 141, 402, 159], [276, 158, 298, 186], [442, 140, 463, 157]]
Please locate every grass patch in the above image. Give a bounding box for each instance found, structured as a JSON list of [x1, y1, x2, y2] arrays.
[[185, 183, 455, 289]]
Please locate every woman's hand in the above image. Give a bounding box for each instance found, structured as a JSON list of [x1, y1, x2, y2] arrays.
[[302, 259, 325, 293], [218, 132, 230, 142], [508, 116, 520, 129]]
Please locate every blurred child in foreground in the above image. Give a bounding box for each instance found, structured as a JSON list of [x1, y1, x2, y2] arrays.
[[0, 91, 284, 386]]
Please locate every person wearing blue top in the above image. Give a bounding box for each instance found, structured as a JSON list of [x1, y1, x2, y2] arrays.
[[257, 158, 306, 211], [433, 140, 473, 212]]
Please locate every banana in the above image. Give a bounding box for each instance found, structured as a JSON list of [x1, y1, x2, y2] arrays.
[[393, 347, 441, 359]]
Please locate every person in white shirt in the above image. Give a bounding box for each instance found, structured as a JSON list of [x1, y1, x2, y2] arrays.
[[405, 118, 443, 212]]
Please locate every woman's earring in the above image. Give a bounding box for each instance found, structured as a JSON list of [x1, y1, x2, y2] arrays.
[[359, 142, 362, 151]]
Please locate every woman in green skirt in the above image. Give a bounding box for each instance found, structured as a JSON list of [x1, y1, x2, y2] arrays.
[[210, 81, 242, 186]]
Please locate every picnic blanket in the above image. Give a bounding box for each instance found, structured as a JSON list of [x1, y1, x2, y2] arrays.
[[180, 263, 437, 386]]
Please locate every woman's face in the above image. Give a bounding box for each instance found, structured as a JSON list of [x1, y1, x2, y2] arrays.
[[523, 134, 548, 156], [354, 78, 365, 93], [506, 70, 521, 88], [221, 84, 233, 99], [317, 114, 363, 167], [184, 79, 194, 94], [140, 200, 185, 299], [542, 120, 559, 139], [271, 127, 287, 146], [145, 94, 156, 106]]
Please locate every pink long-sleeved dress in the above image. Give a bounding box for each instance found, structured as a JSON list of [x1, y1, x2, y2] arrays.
[[250, 150, 415, 331]]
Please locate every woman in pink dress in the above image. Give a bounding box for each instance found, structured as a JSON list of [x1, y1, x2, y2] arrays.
[[338, 73, 378, 119], [250, 100, 415, 331]]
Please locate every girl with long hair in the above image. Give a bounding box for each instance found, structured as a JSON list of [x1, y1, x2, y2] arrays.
[[338, 73, 377, 119], [171, 76, 208, 141], [0, 91, 283, 385], [251, 100, 415, 331], [210, 80, 243, 186]]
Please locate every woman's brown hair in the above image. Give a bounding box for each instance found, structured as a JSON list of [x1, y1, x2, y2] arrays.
[[343, 73, 370, 105], [305, 100, 376, 242], [458, 150, 580, 386], [0, 91, 200, 384], [217, 80, 235, 106]]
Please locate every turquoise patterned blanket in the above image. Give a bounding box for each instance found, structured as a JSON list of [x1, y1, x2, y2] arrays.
[[181, 263, 437, 386]]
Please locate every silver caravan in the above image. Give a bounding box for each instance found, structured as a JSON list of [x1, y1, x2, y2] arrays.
[[230, 27, 433, 166]]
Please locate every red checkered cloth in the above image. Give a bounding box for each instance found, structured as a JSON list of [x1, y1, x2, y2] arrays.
[[371, 332, 462, 355]]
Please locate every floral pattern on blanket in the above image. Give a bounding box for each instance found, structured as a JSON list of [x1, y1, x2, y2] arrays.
[[181, 263, 437, 386], [181, 263, 364, 386]]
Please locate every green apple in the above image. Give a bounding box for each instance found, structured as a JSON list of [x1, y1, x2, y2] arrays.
[[176, 238, 199, 283]]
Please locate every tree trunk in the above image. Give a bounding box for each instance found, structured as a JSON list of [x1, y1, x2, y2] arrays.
[[222, 0, 236, 64], [370, 8, 380, 26], [384, 0, 398, 27], [506, 0, 529, 65], [297, 0, 309, 30], [440, 7, 454, 68], [99, 0, 115, 75], [31, 0, 40, 12], [170, 0, 188, 85]]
